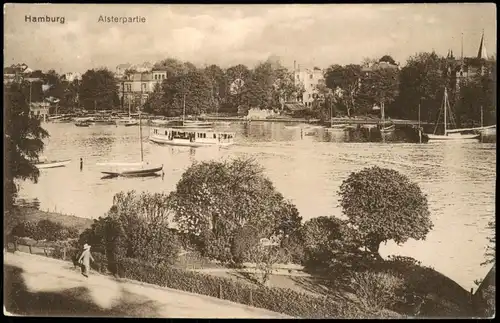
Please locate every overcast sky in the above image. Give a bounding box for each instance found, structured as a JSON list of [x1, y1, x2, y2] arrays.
[[4, 3, 497, 74]]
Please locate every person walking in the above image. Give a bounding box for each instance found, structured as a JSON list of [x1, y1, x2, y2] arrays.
[[78, 243, 95, 278]]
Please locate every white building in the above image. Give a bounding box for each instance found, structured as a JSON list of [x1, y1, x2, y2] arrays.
[[63, 72, 82, 82], [293, 66, 325, 107]]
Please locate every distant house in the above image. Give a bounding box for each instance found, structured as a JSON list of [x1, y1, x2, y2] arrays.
[[117, 72, 159, 110], [62, 72, 82, 82], [3, 63, 31, 84], [152, 68, 168, 86], [294, 66, 324, 108]]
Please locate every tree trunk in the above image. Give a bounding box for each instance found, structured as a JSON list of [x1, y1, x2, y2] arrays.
[[366, 238, 383, 260]]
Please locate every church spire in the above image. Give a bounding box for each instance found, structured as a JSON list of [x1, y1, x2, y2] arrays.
[[477, 29, 488, 59]]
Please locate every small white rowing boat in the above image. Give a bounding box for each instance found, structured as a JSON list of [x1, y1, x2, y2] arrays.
[[35, 159, 71, 169], [426, 133, 480, 141]]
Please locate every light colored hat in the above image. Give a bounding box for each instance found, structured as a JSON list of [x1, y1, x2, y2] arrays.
[[83, 244, 91, 250]]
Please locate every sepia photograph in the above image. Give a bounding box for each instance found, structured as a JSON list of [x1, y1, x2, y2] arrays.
[[3, 3, 496, 318]]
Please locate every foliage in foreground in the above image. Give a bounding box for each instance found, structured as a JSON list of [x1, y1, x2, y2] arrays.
[[4, 82, 49, 244], [168, 157, 302, 264], [339, 166, 433, 256], [10, 219, 79, 242], [79, 191, 180, 267]]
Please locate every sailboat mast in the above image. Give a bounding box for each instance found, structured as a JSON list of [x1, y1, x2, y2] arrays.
[[461, 33, 464, 62], [183, 93, 186, 123], [381, 101, 385, 123], [444, 88, 448, 135], [481, 105, 484, 128], [418, 102, 421, 128], [139, 107, 143, 162]]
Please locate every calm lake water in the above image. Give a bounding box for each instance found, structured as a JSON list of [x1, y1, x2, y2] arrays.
[[18, 122, 496, 290]]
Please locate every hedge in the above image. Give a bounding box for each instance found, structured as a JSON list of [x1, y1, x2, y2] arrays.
[[18, 244, 401, 318], [115, 257, 396, 318], [11, 220, 79, 242]]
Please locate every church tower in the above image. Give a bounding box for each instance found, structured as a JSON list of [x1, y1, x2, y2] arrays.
[[477, 30, 488, 60]]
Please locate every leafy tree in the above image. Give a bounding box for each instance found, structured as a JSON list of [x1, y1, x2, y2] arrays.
[[204, 64, 227, 113], [396, 52, 448, 122], [379, 55, 397, 65], [154, 58, 194, 78], [60, 79, 80, 112], [4, 82, 49, 216], [162, 70, 213, 116], [311, 82, 334, 121], [359, 66, 400, 115], [273, 64, 303, 109], [455, 62, 496, 127], [224, 64, 251, 111], [34, 219, 64, 241], [168, 157, 302, 263], [324, 64, 362, 117], [143, 82, 166, 115], [11, 221, 38, 239], [79, 68, 119, 111], [339, 166, 433, 258]]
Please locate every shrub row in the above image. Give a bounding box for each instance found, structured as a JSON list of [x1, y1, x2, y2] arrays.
[[36, 245, 401, 318], [11, 220, 79, 242], [115, 257, 399, 318]]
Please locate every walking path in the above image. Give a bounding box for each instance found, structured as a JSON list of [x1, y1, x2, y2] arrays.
[[4, 252, 290, 318]]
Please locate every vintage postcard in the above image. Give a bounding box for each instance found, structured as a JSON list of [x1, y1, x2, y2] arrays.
[[3, 3, 496, 318]]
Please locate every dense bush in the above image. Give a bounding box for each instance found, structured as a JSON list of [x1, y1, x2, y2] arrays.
[[78, 191, 180, 267], [348, 271, 405, 312], [168, 158, 303, 263], [11, 219, 79, 242], [299, 216, 369, 275], [231, 225, 261, 264]]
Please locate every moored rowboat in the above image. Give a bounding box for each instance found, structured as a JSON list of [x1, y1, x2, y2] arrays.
[[426, 133, 480, 141], [35, 159, 71, 169], [101, 165, 163, 177]]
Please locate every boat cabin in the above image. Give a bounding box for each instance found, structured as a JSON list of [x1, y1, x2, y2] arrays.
[[150, 126, 235, 147]]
